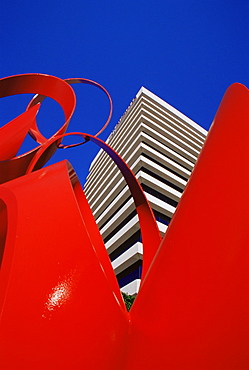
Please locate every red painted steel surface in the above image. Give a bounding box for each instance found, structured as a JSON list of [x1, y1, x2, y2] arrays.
[[127, 83, 249, 369], [0, 161, 128, 369], [0, 74, 248, 369]]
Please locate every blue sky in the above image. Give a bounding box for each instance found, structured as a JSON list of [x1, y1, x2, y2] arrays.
[[0, 1, 248, 183]]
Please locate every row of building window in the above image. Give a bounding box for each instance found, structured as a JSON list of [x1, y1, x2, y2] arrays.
[[143, 132, 197, 165], [139, 166, 184, 193], [103, 210, 137, 244], [98, 195, 132, 230], [154, 209, 171, 226], [142, 139, 195, 171], [141, 184, 178, 208], [117, 260, 142, 288], [102, 182, 175, 247], [142, 152, 188, 181], [109, 231, 141, 261]]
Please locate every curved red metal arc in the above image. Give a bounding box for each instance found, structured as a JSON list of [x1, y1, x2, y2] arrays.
[[0, 74, 76, 184], [26, 132, 162, 281], [64, 78, 113, 138], [27, 77, 113, 147]]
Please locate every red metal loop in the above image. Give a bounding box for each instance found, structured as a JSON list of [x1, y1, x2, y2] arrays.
[[0, 74, 76, 183], [0, 74, 76, 146], [64, 78, 113, 138], [27, 77, 112, 149]]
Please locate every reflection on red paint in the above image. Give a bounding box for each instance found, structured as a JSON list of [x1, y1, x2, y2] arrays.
[[45, 270, 77, 312]]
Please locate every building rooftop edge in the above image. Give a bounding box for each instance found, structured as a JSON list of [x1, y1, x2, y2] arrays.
[[87, 86, 208, 173], [136, 86, 208, 136]]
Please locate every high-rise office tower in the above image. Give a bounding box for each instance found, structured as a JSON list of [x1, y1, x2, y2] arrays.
[[84, 87, 208, 295]]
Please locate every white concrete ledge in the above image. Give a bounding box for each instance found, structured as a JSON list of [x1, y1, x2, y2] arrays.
[[121, 279, 141, 295]]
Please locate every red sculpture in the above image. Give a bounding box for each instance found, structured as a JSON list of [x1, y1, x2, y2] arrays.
[[0, 74, 248, 369]]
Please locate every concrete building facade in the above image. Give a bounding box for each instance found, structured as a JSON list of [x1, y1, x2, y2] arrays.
[[84, 87, 208, 295]]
